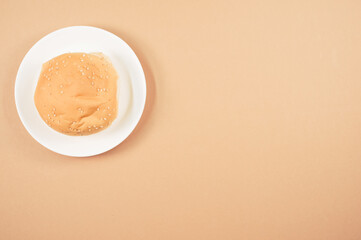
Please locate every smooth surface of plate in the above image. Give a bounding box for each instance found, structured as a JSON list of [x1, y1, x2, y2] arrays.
[[15, 26, 146, 157]]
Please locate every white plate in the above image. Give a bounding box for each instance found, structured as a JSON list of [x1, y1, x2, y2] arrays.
[[15, 26, 146, 157]]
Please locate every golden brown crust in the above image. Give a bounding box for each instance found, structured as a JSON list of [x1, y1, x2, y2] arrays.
[[34, 52, 118, 136]]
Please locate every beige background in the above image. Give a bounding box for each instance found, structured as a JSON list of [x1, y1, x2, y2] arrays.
[[1, 0, 361, 239]]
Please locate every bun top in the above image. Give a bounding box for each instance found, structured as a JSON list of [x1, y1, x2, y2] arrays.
[[34, 52, 118, 136]]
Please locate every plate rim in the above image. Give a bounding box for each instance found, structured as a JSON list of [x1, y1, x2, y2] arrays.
[[14, 26, 147, 157]]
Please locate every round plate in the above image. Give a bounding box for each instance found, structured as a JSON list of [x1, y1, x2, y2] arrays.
[[15, 26, 146, 157]]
